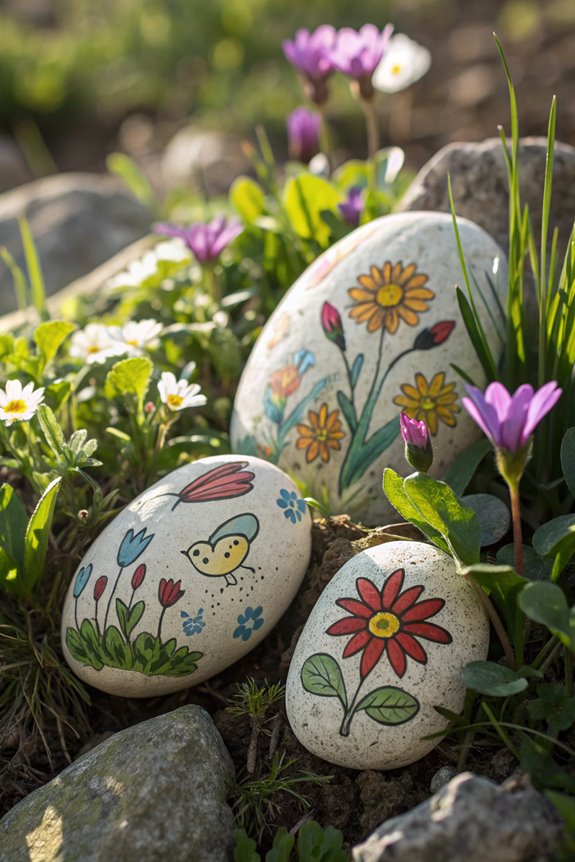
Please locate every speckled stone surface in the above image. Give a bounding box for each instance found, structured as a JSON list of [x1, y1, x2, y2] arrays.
[[286, 541, 489, 770], [61, 455, 312, 697], [231, 211, 507, 525]]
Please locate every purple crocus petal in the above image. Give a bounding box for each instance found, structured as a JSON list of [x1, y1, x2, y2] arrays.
[[521, 381, 562, 445], [498, 384, 534, 451], [338, 187, 363, 225], [483, 381, 512, 417], [187, 225, 210, 263], [283, 26, 336, 80], [461, 385, 502, 446], [331, 23, 393, 79], [210, 220, 243, 258], [154, 223, 188, 241]]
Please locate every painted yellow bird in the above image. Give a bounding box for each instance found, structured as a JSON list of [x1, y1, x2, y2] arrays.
[[181, 513, 260, 587]]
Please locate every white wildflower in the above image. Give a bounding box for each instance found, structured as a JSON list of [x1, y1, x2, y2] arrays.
[[372, 34, 431, 94], [106, 252, 159, 290], [69, 323, 124, 365], [157, 372, 207, 412], [154, 239, 191, 263], [109, 319, 163, 357], [0, 379, 44, 425]]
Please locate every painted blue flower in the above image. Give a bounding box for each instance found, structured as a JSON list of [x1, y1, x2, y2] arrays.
[[276, 488, 308, 523], [233, 606, 264, 641], [72, 563, 93, 598], [117, 527, 155, 567], [181, 608, 205, 636]]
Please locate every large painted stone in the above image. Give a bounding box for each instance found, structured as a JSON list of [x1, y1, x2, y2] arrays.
[[61, 455, 312, 697], [285, 541, 489, 770], [231, 211, 507, 524]]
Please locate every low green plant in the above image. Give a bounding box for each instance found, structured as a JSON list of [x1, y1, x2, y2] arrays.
[[234, 819, 348, 862]]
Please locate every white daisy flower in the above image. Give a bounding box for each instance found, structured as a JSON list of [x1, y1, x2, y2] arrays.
[[0, 379, 45, 425], [69, 323, 124, 365], [372, 34, 431, 94], [157, 372, 207, 412], [154, 239, 191, 263], [106, 253, 159, 290], [109, 319, 163, 357]]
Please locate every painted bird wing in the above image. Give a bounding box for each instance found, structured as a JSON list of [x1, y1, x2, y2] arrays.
[[209, 513, 260, 544]]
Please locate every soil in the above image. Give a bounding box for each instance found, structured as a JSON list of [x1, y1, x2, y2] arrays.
[[1, 516, 515, 853]]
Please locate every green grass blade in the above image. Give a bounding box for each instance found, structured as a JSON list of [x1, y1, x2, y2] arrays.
[[539, 96, 557, 385], [0, 246, 28, 311], [18, 217, 48, 320], [456, 288, 498, 381]]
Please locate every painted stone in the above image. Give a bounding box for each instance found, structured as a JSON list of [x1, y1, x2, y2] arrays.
[[285, 541, 489, 770], [61, 455, 312, 697], [231, 211, 507, 524]]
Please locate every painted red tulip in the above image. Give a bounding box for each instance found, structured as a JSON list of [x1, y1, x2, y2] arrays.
[[321, 302, 346, 351], [158, 578, 185, 608], [169, 461, 255, 509], [93, 576, 108, 602], [131, 564, 146, 590], [413, 320, 455, 351]]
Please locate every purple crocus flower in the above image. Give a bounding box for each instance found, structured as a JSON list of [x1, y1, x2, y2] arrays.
[[283, 26, 337, 104], [400, 412, 433, 472], [287, 107, 321, 164], [330, 24, 394, 96], [338, 187, 364, 226], [462, 381, 562, 453], [154, 216, 243, 264]]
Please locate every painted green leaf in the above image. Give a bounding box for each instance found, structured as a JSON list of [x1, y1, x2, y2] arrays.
[[132, 631, 157, 666], [34, 320, 75, 368], [463, 660, 528, 696], [116, 598, 129, 637], [105, 356, 153, 408], [560, 428, 575, 497], [65, 626, 104, 670], [403, 473, 481, 566], [230, 176, 266, 223], [23, 476, 62, 595], [349, 353, 364, 389], [103, 625, 130, 667], [301, 653, 347, 707], [356, 686, 420, 725], [283, 175, 340, 246], [126, 600, 145, 637], [382, 468, 449, 554], [337, 390, 357, 433], [518, 582, 575, 650]]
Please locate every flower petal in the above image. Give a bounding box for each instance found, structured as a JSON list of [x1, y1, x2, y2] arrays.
[[360, 637, 386, 678], [402, 621, 452, 643], [381, 568, 404, 609], [387, 637, 407, 677], [400, 597, 445, 622], [395, 631, 428, 662], [336, 597, 373, 618], [521, 381, 562, 445], [327, 616, 368, 635], [342, 629, 371, 657], [356, 577, 382, 611], [391, 585, 424, 615]]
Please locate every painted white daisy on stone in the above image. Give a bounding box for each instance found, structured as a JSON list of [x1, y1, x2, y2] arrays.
[[109, 319, 163, 357], [372, 34, 431, 94], [158, 372, 207, 412], [69, 323, 124, 365], [0, 379, 45, 425]]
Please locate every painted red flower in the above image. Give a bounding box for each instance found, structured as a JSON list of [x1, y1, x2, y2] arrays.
[[158, 578, 185, 608], [172, 461, 255, 508], [326, 569, 452, 679]]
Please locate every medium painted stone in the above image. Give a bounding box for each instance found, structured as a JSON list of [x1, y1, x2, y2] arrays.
[[61, 454, 312, 697], [231, 211, 507, 524], [285, 541, 489, 770]]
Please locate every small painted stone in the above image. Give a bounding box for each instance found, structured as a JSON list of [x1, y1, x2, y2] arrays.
[[61, 455, 312, 697], [231, 211, 507, 524], [285, 541, 489, 770]]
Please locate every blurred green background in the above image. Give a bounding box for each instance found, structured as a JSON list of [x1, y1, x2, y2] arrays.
[[0, 0, 574, 174]]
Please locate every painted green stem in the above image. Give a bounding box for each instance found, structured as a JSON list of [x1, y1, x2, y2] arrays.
[[339, 676, 366, 737]]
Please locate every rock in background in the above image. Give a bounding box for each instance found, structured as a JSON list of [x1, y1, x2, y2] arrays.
[[399, 136, 575, 256], [0, 173, 151, 314], [352, 772, 563, 862], [0, 706, 236, 862]]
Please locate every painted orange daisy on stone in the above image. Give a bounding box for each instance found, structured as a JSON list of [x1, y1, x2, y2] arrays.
[[393, 372, 460, 435], [296, 403, 346, 463], [348, 261, 434, 334]]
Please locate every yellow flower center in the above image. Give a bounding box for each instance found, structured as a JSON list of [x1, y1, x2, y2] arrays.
[[421, 397, 436, 410], [316, 428, 328, 442], [391, 63, 402, 76], [376, 283, 403, 308], [126, 339, 139, 347], [87, 345, 100, 353], [167, 394, 183, 409], [368, 611, 400, 638], [4, 399, 27, 414]]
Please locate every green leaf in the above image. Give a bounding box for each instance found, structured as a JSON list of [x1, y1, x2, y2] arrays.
[[442, 438, 491, 496], [528, 683, 575, 734], [403, 472, 481, 566], [496, 543, 552, 581], [532, 514, 575, 581], [283, 175, 341, 246], [463, 660, 528, 696], [103, 625, 131, 668], [356, 686, 420, 725], [460, 493, 510, 547], [36, 404, 66, 455], [336, 390, 357, 433], [230, 176, 266, 223], [34, 320, 75, 369], [233, 829, 259, 862], [115, 598, 129, 638], [343, 416, 401, 489], [105, 356, 153, 409], [106, 152, 155, 208], [382, 468, 449, 553], [560, 427, 575, 497], [0, 484, 27, 578], [23, 477, 62, 595], [464, 561, 526, 651], [126, 600, 145, 637], [519, 582, 574, 649], [350, 353, 364, 389], [455, 287, 498, 381], [300, 653, 347, 707]]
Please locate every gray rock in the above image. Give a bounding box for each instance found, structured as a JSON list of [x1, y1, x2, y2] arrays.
[[161, 124, 251, 194], [399, 136, 575, 256], [0, 135, 33, 193], [0, 706, 236, 862], [353, 772, 563, 862], [0, 173, 151, 314]]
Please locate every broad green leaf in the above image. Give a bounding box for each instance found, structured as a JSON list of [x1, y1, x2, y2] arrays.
[[232, 829, 259, 862], [461, 493, 510, 547], [116, 598, 129, 637], [403, 472, 481, 566], [356, 686, 420, 725], [36, 404, 66, 455], [0, 483, 27, 576], [519, 582, 574, 649], [283, 175, 340, 246], [382, 468, 449, 553], [34, 320, 75, 369], [442, 438, 491, 496], [333, 159, 370, 189], [528, 683, 575, 733], [23, 477, 62, 595], [0, 546, 20, 590], [463, 660, 528, 696], [106, 152, 155, 208], [105, 357, 153, 408], [300, 653, 347, 707], [336, 390, 357, 432], [126, 600, 145, 637], [532, 514, 575, 580], [496, 543, 552, 581], [230, 176, 266, 223]]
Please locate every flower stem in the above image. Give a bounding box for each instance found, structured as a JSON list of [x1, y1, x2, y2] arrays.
[[103, 567, 123, 631], [361, 97, 380, 163], [509, 481, 524, 577], [157, 606, 166, 641], [469, 579, 516, 670], [339, 676, 365, 737], [318, 103, 332, 172]]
